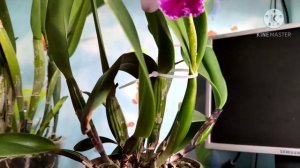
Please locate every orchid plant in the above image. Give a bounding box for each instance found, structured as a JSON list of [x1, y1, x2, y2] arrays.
[[0, 1, 65, 139], [0, 0, 227, 167]]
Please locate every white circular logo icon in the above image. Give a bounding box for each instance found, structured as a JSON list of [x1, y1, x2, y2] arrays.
[[264, 9, 284, 28]]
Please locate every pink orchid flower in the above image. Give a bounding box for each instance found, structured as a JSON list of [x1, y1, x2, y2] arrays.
[[141, 0, 205, 19]]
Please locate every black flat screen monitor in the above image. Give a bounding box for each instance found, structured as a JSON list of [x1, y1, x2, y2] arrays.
[[205, 23, 300, 156]]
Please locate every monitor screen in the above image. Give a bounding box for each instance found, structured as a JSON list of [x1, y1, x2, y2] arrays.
[[205, 23, 300, 156]]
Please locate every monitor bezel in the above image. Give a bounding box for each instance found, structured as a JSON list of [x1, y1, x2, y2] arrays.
[[205, 23, 300, 156]]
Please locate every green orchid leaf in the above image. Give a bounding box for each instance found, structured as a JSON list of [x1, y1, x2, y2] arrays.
[[0, 0, 16, 50], [198, 46, 227, 109], [37, 96, 68, 136], [156, 78, 197, 166], [146, 11, 174, 73], [194, 12, 208, 68], [89, 0, 109, 72], [46, 0, 74, 78], [144, 10, 174, 155], [73, 136, 117, 152], [68, 0, 105, 56], [41, 69, 61, 124], [47, 63, 62, 137], [68, 0, 90, 56], [111, 146, 122, 155], [175, 120, 206, 152], [166, 18, 191, 68], [0, 133, 58, 157], [55, 149, 93, 166], [31, 0, 42, 39], [81, 52, 157, 134], [192, 110, 207, 122], [105, 53, 157, 147], [157, 110, 207, 153], [104, 0, 156, 139], [40, 0, 48, 40], [106, 87, 128, 147], [0, 23, 24, 121]]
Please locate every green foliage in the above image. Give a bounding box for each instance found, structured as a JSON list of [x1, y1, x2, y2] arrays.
[[104, 0, 156, 139], [0, 0, 16, 50], [106, 87, 128, 147], [0, 0, 67, 155], [74, 136, 117, 152], [0, 133, 58, 157], [0, 20, 24, 122], [199, 46, 227, 109], [0, 0, 227, 167], [37, 96, 68, 136]]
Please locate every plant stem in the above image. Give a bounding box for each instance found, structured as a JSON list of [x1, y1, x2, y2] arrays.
[[89, 0, 109, 72], [66, 77, 111, 162], [49, 62, 61, 138]]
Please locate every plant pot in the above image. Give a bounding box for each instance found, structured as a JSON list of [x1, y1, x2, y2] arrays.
[[0, 153, 58, 168], [88, 156, 202, 168]]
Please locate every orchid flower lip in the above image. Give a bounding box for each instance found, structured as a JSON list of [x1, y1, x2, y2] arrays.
[[159, 0, 205, 19]]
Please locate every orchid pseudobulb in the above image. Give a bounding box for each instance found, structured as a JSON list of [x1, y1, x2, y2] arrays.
[[141, 0, 205, 19]]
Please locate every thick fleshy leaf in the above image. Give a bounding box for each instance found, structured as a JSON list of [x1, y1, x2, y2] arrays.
[[111, 146, 122, 155], [40, 0, 48, 39], [157, 110, 206, 153], [198, 46, 227, 109], [46, 0, 74, 78], [55, 149, 93, 166], [37, 96, 68, 136], [31, 0, 42, 38], [0, 23, 24, 121], [194, 12, 208, 68], [41, 69, 61, 126], [68, 0, 105, 56], [81, 53, 157, 134], [106, 87, 128, 147], [166, 18, 191, 69], [0, 0, 16, 50], [68, 0, 90, 56], [104, 0, 156, 139], [47, 63, 62, 138], [89, 0, 109, 72], [146, 10, 174, 73], [74, 136, 117, 152], [0, 133, 58, 157], [156, 78, 197, 166], [145, 10, 174, 157]]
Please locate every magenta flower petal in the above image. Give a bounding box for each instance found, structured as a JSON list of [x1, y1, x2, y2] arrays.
[[160, 0, 205, 19], [141, 0, 160, 13]]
